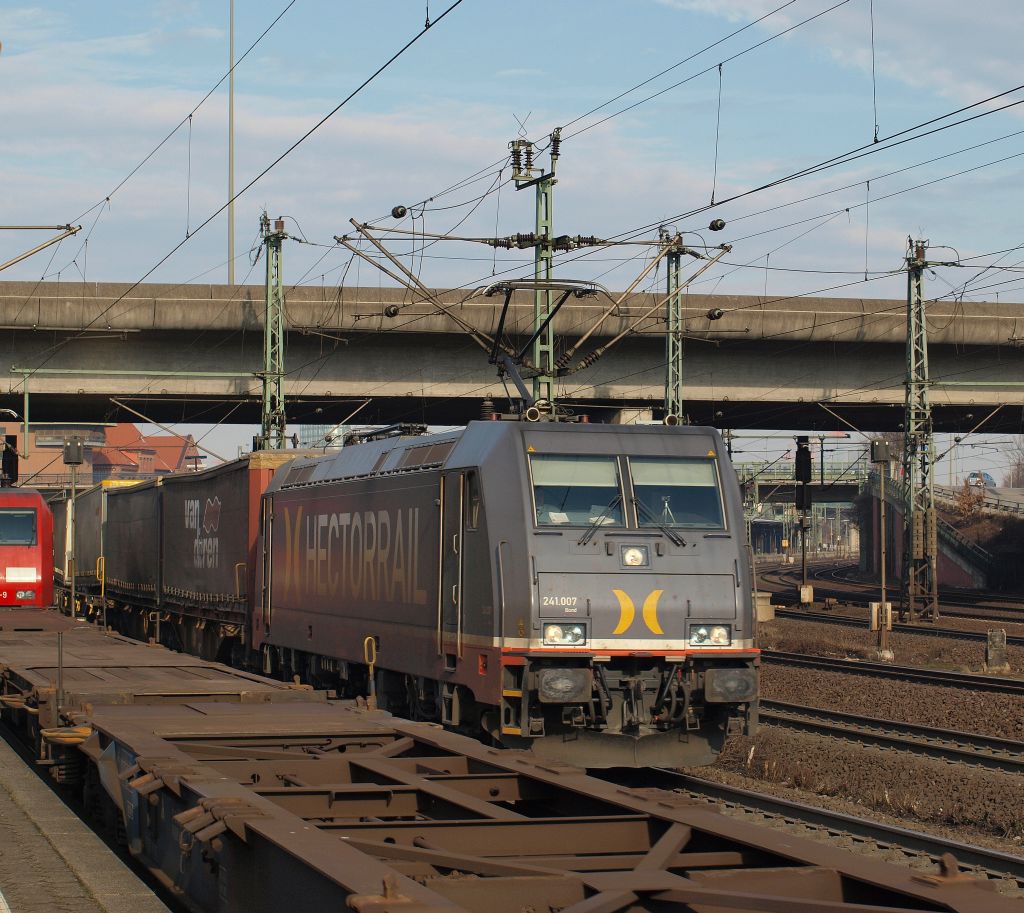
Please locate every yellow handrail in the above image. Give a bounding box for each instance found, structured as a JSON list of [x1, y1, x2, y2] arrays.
[[363, 636, 378, 711], [95, 556, 105, 599]]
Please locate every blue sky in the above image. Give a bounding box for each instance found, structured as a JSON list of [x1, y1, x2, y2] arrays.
[[2, 1, 1023, 477]]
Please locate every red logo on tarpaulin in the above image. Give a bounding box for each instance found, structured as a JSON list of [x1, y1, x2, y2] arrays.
[[202, 497, 222, 533]]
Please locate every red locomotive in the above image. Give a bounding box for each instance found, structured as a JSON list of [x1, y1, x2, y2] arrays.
[[0, 488, 54, 609]]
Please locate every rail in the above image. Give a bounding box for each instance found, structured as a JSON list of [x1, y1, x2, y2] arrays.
[[1, 612, 1017, 913], [762, 649, 1024, 695], [648, 771, 1024, 889], [772, 607, 1024, 647], [760, 698, 1024, 774]]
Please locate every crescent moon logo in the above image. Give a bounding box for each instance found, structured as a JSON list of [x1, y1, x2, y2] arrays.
[[611, 589, 635, 635], [612, 588, 664, 635], [642, 589, 665, 634]]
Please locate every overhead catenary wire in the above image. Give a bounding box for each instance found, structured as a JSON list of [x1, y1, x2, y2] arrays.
[[565, 0, 854, 141], [609, 84, 1024, 248], [14, 0, 468, 391], [67, 0, 299, 227], [366, 0, 806, 233], [711, 63, 724, 205], [869, 0, 879, 142], [357, 81, 1024, 321]]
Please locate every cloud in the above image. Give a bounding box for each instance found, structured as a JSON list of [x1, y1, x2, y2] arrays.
[[654, 0, 1024, 110]]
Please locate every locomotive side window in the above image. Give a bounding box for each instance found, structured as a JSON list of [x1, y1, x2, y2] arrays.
[[629, 458, 724, 529], [530, 455, 623, 527], [0, 509, 36, 545]]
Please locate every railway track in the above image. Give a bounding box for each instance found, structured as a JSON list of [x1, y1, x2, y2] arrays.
[[760, 699, 1024, 774], [6, 610, 1015, 913], [772, 608, 1024, 647], [649, 771, 1024, 892], [762, 649, 1024, 694], [759, 561, 1024, 626]]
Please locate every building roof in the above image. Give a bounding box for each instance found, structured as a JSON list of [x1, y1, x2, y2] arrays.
[[93, 423, 204, 474]]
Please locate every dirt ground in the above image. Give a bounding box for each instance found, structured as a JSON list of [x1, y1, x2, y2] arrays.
[[760, 663, 1024, 740], [706, 727, 1024, 847], [704, 605, 1024, 882]]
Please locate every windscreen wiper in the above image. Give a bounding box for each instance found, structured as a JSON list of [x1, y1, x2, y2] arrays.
[[632, 498, 686, 547], [577, 494, 622, 546]]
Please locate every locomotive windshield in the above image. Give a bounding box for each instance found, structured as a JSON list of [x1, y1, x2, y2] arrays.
[[630, 458, 724, 529], [0, 509, 36, 545], [531, 455, 624, 527]]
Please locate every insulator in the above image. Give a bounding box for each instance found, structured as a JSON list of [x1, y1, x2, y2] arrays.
[[554, 351, 573, 369], [553, 235, 573, 251], [480, 397, 495, 420], [511, 147, 522, 174], [524, 144, 534, 172], [384, 304, 400, 318], [391, 205, 408, 219], [706, 307, 724, 320], [515, 232, 536, 248], [550, 131, 561, 158], [708, 218, 726, 231]]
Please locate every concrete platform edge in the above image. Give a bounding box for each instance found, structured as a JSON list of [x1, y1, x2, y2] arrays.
[[0, 732, 170, 913]]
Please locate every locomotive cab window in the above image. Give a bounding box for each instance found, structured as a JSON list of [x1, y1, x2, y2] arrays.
[[0, 509, 36, 545], [629, 458, 724, 529], [530, 455, 623, 527]]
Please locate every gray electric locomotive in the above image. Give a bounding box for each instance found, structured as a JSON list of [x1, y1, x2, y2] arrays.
[[256, 419, 758, 768]]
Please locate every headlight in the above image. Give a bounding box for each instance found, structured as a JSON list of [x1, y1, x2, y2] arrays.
[[543, 623, 587, 646], [704, 667, 757, 702], [621, 545, 649, 567], [538, 668, 592, 703], [15, 590, 34, 600], [689, 624, 731, 646]]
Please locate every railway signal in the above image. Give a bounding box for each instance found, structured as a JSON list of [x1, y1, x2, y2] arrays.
[[795, 436, 812, 604], [870, 439, 894, 661]]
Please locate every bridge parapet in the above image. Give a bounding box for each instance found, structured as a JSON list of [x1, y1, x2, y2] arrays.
[[864, 472, 994, 577]]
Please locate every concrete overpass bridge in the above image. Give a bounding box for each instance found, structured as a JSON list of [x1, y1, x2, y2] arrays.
[[0, 280, 1021, 430]]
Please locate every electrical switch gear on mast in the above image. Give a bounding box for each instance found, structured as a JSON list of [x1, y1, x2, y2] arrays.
[[901, 239, 939, 621], [256, 213, 288, 451], [510, 129, 561, 413]]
